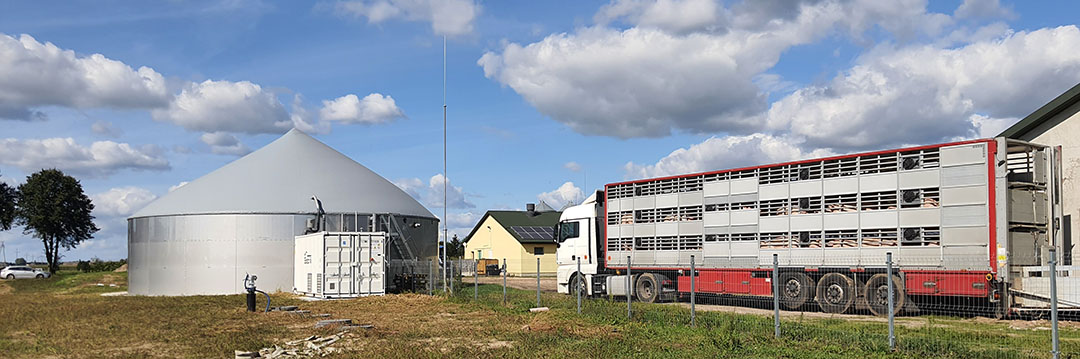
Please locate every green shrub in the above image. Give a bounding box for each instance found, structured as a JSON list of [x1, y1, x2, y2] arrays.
[[77, 258, 126, 272]]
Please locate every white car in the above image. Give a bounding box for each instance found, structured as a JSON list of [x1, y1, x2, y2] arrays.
[[1, 266, 50, 279]]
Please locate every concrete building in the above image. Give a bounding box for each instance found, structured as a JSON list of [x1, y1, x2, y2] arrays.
[[463, 204, 560, 276], [127, 129, 438, 295], [1000, 82, 1080, 264]]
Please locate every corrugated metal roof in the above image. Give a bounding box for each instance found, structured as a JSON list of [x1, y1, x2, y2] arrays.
[[131, 129, 435, 219]]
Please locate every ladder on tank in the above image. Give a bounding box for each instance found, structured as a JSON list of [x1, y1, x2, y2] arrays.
[[381, 214, 417, 260]]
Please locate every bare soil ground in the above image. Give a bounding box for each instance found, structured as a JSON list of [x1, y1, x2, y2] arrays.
[[476, 276, 558, 291]]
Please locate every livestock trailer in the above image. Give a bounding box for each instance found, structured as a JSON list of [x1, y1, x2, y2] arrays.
[[556, 137, 1075, 317]]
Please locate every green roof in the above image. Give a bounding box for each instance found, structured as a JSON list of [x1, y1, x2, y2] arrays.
[[999, 81, 1080, 139], [463, 210, 562, 244]]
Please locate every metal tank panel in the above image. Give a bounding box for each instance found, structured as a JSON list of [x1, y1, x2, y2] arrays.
[[128, 213, 438, 295]]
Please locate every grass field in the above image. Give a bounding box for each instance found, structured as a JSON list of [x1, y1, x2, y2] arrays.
[[0, 272, 1077, 358]]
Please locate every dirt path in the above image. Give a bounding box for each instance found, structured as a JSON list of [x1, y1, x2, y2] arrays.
[[476, 276, 558, 292]]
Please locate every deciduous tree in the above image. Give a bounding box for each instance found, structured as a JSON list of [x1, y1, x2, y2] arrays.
[[15, 169, 98, 273], [0, 172, 15, 231]]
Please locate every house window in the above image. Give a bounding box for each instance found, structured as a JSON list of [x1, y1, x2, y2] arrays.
[[533, 247, 544, 255]]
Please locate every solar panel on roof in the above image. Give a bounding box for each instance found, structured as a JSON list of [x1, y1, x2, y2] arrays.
[[510, 226, 555, 240]]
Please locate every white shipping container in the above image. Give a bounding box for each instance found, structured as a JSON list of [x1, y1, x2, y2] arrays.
[[294, 232, 386, 298]]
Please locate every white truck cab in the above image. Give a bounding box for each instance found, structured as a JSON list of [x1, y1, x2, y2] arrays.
[[556, 191, 602, 295]]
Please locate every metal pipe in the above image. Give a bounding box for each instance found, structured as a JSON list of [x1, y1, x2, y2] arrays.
[[536, 257, 541, 307], [773, 253, 780, 338], [690, 255, 696, 327], [576, 256, 582, 314], [627, 255, 632, 320], [502, 258, 507, 304], [1051, 248, 1060, 359], [887, 252, 896, 350], [474, 259, 479, 301]]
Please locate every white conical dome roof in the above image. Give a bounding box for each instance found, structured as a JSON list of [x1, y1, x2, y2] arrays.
[[132, 129, 435, 219]]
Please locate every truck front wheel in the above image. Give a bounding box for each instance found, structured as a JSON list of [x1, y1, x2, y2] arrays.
[[635, 273, 661, 303], [570, 274, 588, 297]]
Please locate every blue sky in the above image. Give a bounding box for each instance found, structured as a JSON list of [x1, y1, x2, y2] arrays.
[[1, 0, 1079, 261]]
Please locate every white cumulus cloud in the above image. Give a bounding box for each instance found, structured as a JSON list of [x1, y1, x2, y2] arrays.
[[624, 134, 833, 179], [335, 0, 480, 36], [595, 0, 721, 34], [319, 93, 406, 124], [538, 182, 585, 210], [764, 25, 1080, 151], [0, 137, 169, 177], [152, 79, 292, 134], [564, 162, 582, 172], [92, 187, 158, 217], [478, 0, 951, 138], [0, 33, 169, 121], [200, 132, 252, 156], [394, 174, 474, 209]]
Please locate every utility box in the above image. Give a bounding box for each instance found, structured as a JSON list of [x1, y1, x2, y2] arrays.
[[294, 232, 385, 298]]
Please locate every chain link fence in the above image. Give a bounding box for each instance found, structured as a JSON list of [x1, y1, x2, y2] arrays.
[[421, 253, 1079, 358]]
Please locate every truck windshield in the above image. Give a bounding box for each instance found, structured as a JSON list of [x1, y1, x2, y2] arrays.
[[558, 221, 579, 242]]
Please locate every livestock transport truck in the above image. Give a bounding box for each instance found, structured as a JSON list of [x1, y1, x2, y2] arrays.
[[555, 138, 1077, 317]]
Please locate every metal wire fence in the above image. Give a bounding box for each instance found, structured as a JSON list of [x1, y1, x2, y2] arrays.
[[422, 253, 1080, 358]]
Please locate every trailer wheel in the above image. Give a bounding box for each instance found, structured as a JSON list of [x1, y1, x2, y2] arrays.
[[866, 274, 905, 317], [635, 273, 661, 303], [817, 273, 855, 314], [778, 272, 814, 310]]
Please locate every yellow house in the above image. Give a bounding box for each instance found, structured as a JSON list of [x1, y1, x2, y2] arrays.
[[463, 208, 561, 276]]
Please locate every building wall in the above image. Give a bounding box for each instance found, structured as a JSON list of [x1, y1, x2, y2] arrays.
[[1016, 100, 1080, 263], [464, 216, 558, 276]]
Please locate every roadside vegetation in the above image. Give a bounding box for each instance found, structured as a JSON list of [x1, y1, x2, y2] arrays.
[[1, 271, 1076, 358]]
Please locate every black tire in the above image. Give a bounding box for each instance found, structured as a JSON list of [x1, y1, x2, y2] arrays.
[[817, 273, 855, 314], [635, 273, 661, 303], [5, 274, 12, 280], [778, 272, 814, 310], [570, 273, 588, 297], [35, 274, 44, 279], [865, 274, 905, 317]]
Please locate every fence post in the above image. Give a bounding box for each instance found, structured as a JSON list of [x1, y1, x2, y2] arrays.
[[627, 255, 632, 320], [1050, 248, 1060, 359], [887, 252, 896, 351], [502, 258, 507, 304], [773, 253, 780, 338], [690, 255, 696, 327], [576, 256, 582, 314], [474, 259, 479, 301], [428, 258, 433, 295], [536, 257, 541, 308]]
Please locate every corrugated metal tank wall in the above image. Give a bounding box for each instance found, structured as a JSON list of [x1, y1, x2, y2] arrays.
[[128, 213, 439, 296]]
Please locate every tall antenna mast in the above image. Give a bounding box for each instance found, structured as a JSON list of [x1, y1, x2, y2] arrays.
[[442, 35, 448, 292]]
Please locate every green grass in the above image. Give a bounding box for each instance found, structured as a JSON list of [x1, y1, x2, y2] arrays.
[[0, 272, 1076, 358]]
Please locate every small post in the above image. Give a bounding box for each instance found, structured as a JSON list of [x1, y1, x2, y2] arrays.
[[773, 253, 780, 338], [887, 252, 896, 351], [502, 258, 507, 304], [627, 255, 632, 320], [474, 259, 479, 301], [1050, 248, 1060, 359], [576, 256, 582, 314], [690, 255, 696, 327], [536, 257, 541, 308], [428, 258, 434, 295]]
